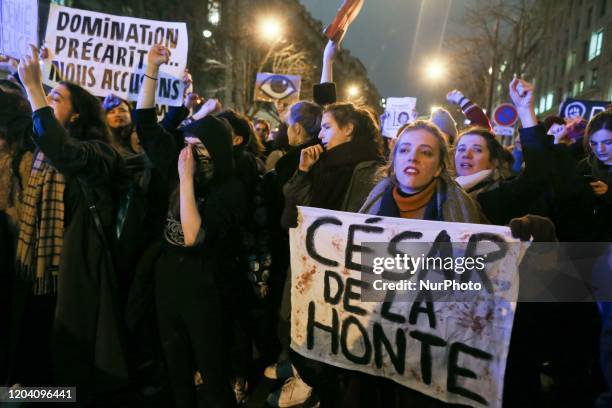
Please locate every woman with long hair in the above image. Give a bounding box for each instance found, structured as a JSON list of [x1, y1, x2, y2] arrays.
[[270, 102, 386, 407], [10, 45, 127, 402]]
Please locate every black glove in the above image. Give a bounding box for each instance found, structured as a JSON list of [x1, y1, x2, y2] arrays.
[[509, 214, 557, 242]]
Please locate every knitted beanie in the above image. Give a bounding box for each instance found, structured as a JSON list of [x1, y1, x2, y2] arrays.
[[430, 108, 458, 143]]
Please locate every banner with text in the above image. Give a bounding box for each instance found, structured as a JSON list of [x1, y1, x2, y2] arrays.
[[0, 0, 38, 59], [290, 207, 527, 407], [43, 4, 188, 106]]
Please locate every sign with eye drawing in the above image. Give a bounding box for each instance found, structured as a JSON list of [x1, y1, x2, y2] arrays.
[[255, 72, 301, 105]]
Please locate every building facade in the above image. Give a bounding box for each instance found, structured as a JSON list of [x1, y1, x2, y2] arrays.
[[529, 0, 611, 117]]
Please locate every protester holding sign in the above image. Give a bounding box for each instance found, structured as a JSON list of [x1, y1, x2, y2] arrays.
[[269, 102, 385, 406], [262, 38, 342, 402], [131, 44, 245, 407], [361, 120, 484, 222], [11, 44, 127, 401], [353, 116, 559, 407]]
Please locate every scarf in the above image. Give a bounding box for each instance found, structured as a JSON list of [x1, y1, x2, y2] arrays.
[[392, 179, 438, 219], [455, 169, 493, 191], [310, 141, 383, 210], [16, 151, 66, 295]]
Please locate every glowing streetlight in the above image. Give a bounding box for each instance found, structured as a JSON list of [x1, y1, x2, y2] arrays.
[[259, 17, 282, 41], [347, 85, 360, 98], [425, 59, 446, 81]]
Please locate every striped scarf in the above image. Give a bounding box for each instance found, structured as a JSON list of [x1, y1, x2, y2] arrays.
[[16, 151, 66, 295]]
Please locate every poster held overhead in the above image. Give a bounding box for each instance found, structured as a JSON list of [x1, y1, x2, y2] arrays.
[[381, 97, 417, 138], [559, 98, 611, 121], [323, 0, 364, 43], [43, 4, 188, 107], [0, 0, 39, 59], [254, 72, 301, 105]]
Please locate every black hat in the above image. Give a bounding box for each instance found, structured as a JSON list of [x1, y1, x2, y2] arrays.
[[183, 115, 235, 180], [216, 109, 254, 146]]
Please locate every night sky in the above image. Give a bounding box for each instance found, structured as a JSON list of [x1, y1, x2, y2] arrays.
[[299, 0, 470, 111]]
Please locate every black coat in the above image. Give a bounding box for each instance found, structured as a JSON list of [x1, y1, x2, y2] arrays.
[[475, 124, 552, 226], [28, 107, 127, 396]]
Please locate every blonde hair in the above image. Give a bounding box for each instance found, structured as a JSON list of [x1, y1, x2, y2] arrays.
[[386, 120, 450, 185]]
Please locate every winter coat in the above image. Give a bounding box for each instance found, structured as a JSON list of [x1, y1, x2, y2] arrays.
[[282, 159, 385, 228], [25, 107, 127, 396], [473, 124, 552, 226]]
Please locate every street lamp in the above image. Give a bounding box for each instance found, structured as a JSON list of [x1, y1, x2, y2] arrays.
[[347, 84, 360, 98], [259, 17, 282, 41], [425, 59, 446, 81]]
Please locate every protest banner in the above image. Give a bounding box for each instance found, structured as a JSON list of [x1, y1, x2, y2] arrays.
[[381, 97, 417, 138], [0, 0, 38, 59], [254, 73, 301, 105], [324, 0, 364, 42], [43, 4, 188, 106], [560, 98, 610, 121], [290, 207, 528, 407]]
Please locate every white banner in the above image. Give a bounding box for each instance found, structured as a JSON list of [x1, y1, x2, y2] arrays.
[[290, 207, 528, 407], [43, 4, 188, 106], [0, 0, 38, 59]]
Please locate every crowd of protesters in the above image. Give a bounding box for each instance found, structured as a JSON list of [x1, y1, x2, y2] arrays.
[[0, 29, 611, 408]]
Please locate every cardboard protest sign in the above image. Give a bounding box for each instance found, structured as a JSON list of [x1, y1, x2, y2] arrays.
[[0, 0, 38, 59], [290, 207, 528, 407], [254, 73, 301, 105], [381, 97, 417, 138], [324, 0, 364, 42], [560, 98, 610, 121], [43, 4, 188, 106]]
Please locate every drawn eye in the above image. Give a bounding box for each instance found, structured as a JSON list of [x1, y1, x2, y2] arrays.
[[259, 75, 297, 100]]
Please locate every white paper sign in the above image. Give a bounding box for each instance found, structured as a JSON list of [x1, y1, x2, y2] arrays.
[[290, 207, 528, 407], [0, 0, 39, 59], [382, 97, 417, 138], [43, 4, 188, 106]]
